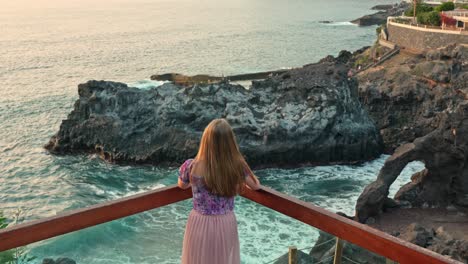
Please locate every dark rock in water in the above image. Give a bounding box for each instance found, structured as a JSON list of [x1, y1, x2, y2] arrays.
[[318, 20, 333, 24], [351, 11, 389, 27], [371, 4, 395, 11], [42, 258, 76, 264], [55, 258, 76, 264], [45, 54, 382, 168], [356, 101, 468, 223], [351, 2, 409, 26]]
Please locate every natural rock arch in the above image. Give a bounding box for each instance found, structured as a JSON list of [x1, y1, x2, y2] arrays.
[[356, 103, 468, 223]]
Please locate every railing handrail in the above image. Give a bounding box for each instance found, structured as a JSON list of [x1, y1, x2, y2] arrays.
[[0, 185, 460, 264]]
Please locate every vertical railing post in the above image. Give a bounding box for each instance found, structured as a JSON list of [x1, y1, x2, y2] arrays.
[[288, 246, 297, 264], [333, 238, 344, 264]]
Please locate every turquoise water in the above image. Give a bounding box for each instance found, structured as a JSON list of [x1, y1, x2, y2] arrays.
[[0, 0, 423, 263]]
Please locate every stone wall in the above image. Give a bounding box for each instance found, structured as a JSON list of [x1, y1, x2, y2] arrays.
[[387, 22, 468, 51]]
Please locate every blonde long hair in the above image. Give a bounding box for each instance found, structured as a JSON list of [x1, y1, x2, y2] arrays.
[[193, 119, 252, 197]]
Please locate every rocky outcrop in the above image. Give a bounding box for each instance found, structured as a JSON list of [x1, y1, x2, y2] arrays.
[[398, 224, 468, 263], [350, 43, 468, 263], [371, 4, 396, 11], [45, 53, 382, 167], [356, 101, 468, 223], [358, 44, 468, 152], [351, 2, 409, 26]]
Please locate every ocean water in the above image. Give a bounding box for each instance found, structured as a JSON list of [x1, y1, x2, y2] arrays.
[[0, 0, 424, 263]]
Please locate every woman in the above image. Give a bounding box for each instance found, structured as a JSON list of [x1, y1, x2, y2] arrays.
[[178, 119, 261, 264]]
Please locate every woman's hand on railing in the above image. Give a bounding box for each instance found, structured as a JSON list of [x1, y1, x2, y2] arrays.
[[245, 174, 261, 191], [177, 178, 191, 190]]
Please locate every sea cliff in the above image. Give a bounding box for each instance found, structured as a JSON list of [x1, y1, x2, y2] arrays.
[[45, 51, 382, 168]]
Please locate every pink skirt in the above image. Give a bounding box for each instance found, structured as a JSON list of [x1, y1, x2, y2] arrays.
[[181, 209, 240, 264]]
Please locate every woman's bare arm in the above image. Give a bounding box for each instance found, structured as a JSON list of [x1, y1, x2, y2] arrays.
[[245, 173, 261, 190]]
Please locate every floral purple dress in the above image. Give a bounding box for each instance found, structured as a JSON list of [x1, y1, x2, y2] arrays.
[[179, 159, 242, 264]]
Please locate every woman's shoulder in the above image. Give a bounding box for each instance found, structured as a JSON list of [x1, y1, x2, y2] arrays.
[[179, 159, 195, 173], [182, 158, 194, 166]]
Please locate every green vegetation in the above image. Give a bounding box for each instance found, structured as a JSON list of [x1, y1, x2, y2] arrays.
[[435, 2, 455, 12], [404, 1, 433, 16], [0, 212, 15, 264], [417, 11, 441, 26], [459, 4, 468, 9], [354, 55, 370, 68], [0, 210, 37, 264], [403, 1, 455, 26], [376, 24, 383, 36]]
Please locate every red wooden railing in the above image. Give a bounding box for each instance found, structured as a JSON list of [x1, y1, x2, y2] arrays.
[[0, 185, 460, 264]]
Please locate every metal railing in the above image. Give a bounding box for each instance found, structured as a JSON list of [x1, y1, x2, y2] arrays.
[[0, 185, 462, 264]]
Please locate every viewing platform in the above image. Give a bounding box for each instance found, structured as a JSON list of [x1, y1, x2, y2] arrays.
[[0, 185, 461, 263], [381, 15, 468, 52]]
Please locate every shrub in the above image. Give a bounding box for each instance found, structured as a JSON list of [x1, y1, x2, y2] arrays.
[[0, 210, 37, 264], [418, 11, 441, 26], [355, 55, 370, 67], [376, 24, 384, 36], [404, 2, 433, 16], [435, 2, 455, 12], [0, 212, 15, 263]]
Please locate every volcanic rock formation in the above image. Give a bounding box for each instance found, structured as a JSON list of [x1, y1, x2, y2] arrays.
[[45, 53, 382, 167], [358, 44, 468, 153], [356, 100, 468, 223]]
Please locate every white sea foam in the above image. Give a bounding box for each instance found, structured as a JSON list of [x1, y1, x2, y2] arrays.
[[129, 80, 166, 90], [323, 21, 356, 26]]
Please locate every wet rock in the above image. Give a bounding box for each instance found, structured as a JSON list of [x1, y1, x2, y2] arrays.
[[42, 258, 76, 264], [45, 54, 382, 168], [55, 258, 76, 264]]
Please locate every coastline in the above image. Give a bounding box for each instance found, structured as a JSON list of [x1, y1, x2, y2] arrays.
[[5, 1, 468, 263]]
